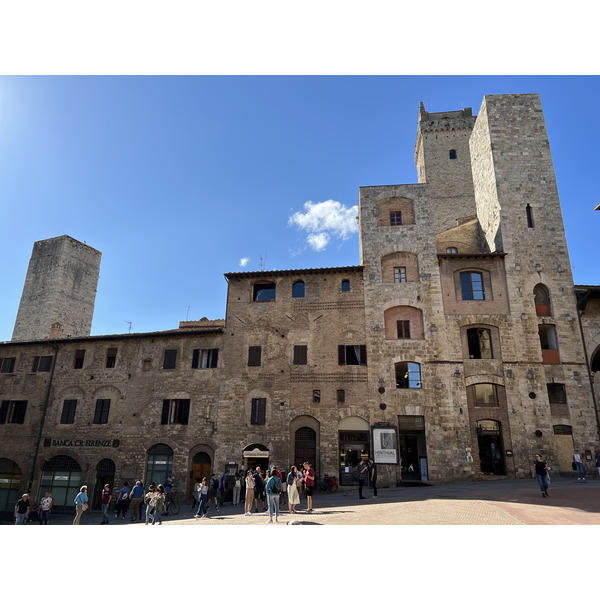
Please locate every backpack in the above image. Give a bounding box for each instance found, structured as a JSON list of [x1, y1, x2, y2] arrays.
[[234, 476, 241, 488], [121, 491, 129, 501], [273, 479, 282, 494]]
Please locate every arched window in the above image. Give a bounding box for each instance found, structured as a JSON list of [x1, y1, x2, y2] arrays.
[[0, 458, 21, 512], [292, 281, 305, 298], [395, 362, 422, 389], [40, 455, 82, 510], [460, 272, 484, 300], [145, 444, 173, 489], [534, 284, 551, 316]]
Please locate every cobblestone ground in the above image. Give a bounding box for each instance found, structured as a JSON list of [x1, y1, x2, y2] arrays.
[[30, 476, 600, 526]]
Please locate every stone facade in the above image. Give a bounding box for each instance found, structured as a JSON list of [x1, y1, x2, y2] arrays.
[[1, 93, 600, 514]]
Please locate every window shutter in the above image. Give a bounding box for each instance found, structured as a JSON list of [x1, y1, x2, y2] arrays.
[[248, 346, 261, 367], [210, 349, 219, 368], [496, 385, 506, 406], [258, 398, 266, 424], [179, 399, 190, 425], [161, 399, 170, 425], [338, 345, 345, 365], [32, 356, 40, 372], [0, 401, 9, 424], [250, 399, 258, 424], [359, 345, 367, 365], [191, 349, 199, 369], [294, 345, 307, 365]]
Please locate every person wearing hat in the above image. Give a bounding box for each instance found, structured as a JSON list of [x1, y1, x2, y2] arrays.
[[14, 493, 30, 525]]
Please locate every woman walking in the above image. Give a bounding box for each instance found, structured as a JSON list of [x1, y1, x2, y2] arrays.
[[194, 477, 209, 519], [244, 469, 255, 516], [287, 465, 300, 513], [265, 468, 282, 523], [152, 484, 166, 524], [145, 484, 156, 524], [532, 454, 550, 497], [73, 485, 88, 525]]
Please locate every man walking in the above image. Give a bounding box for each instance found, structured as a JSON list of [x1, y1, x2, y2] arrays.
[[14, 493, 30, 525], [100, 483, 112, 524], [368, 458, 378, 498], [253, 467, 266, 512], [357, 459, 368, 499], [129, 480, 144, 522]]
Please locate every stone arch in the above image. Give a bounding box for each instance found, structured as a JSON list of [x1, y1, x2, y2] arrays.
[[384, 305, 424, 340], [534, 283, 552, 316], [289, 415, 320, 471], [381, 251, 419, 283], [376, 196, 415, 227]]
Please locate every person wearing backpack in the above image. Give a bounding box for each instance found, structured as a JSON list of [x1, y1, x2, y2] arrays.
[[265, 467, 282, 523], [115, 482, 130, 520]]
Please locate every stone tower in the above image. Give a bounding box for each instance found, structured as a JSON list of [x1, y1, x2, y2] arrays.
[[11, 235, 101, 342]]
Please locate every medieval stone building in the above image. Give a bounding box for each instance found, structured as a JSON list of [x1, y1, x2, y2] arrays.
[[1, 93, 599, 515]]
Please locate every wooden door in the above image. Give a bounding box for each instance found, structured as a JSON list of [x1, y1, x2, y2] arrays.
[[554, 427, 575, 474], [189, 452, 211, 498]]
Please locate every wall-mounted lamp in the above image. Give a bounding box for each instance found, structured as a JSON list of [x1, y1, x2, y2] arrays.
[[521, 313, 528, 320], [434, 379, 443, 389], [527, 369, 535, 380], [535, 264, 542, 272], [430, 324, 438, 332], [506, 369, 513, 378], [453, 369, 461, 377], [573, 371, 580, 380]]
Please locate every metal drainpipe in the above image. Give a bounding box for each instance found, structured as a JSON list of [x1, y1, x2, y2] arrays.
[[576, 299, 600, 440], [28, 342, 60, 494]]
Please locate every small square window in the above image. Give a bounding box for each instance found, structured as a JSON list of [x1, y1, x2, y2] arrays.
[[449, 149, 457, 159], [73, 350, 85, 369], [390, 211, 402, 226], [341, 279, 350, 292], [313, 390, 321, 403], [161, 398, 190, 425], [394, 267, 407, 283]]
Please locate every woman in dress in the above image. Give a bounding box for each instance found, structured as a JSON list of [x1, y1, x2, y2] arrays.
[[244, 469, 255, 516], [287, 465, 300, 513]]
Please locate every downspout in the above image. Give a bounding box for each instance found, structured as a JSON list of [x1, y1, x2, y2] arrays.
[[576, 292, 600, 440], [28, 342, 60, 494]]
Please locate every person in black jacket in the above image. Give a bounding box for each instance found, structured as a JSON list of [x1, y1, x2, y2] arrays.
[[368, 458, 378, 498]]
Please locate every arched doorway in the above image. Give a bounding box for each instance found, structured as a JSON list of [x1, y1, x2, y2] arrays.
[[243, 444, 270, 472], [40, 455, 82, 513], [93, 458, 115, 510], [145, 444, 173, 489], [189, 452, 211, 498], [294, 427, 317, 471], [476, 420, 506, 475], [338, 416, 370, 485], [0, 458, 21, 514]]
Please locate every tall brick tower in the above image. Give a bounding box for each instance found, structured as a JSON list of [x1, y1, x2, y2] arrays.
[[11, 235, 101, 342]]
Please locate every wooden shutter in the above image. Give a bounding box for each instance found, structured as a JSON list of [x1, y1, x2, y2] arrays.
[[248, 346, 261, 367], [161, 399, 171, 425], [251, 398, 266, 424], [191, 349, 200, 369], [210, 349, 219, 368], [32, 356, 40, 372], [61, 399, 77, 424], [13, 401, 27, 424], [359, 345, 367, 365], [294, 345, 307, 365], [0, 401, 9, 424], [338, 345, 345, 365]]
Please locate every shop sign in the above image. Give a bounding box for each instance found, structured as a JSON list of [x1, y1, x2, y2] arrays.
[[243, 449, 269, 458], [372, 426, 398, 464], [44, 438, 119, 448]]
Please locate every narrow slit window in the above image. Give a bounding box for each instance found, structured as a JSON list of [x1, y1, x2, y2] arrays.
[[526, 204, 534, 228]]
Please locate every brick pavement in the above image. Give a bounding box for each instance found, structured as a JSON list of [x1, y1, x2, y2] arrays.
[[11, 476, 599, 526]]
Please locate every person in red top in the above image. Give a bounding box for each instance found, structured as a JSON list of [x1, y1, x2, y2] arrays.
[[303, 462, 315, 513]]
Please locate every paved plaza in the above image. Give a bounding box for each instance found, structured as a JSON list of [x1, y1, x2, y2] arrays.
[[16, 475, 600, 526]]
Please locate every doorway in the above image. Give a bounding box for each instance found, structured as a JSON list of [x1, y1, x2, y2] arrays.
[[189, 452, 211, 498], [93, 458, 115, 510], [553, 424, 575, 475], [476, 420, 506, 475], [294, 427, 316, 470]]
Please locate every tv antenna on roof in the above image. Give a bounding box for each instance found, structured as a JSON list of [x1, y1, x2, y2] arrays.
[[186, 305, 190, 320], [124, 320, 132, 334], [260, 253, 266, 272]]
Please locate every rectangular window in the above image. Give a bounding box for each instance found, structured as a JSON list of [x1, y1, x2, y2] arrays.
[[93, 398, 111, 424], [338, 345, 367, 366], [192, 348, 219, 369], [60, 399, 78, 424], [0, 357, 16, 373], [395, 362, 421, 389], [472, 384, 498, 407], [250, 398, 266, 425], [397, 321, 411, 339], [390, 211, 402, 226], [467, 328, 493, 359], [394, 267, 407, 283], [337, 389, 346, 404], [547, 383, 567, 404], [161, 398, 190, 425], [526, 204, 534, 228], [313, 390, 321, 403], [539, 324, 560, 364], [106, 348, 118, 369], [293, 345, 308, 365], [248, 346, 262, 367], [253, 283, 276, 302], [32, 356, 53, 372], [163, 349, 177, 370], [0, 400, 28, 424], [73, 349, 85, 369], [460, 272, 484, 300]]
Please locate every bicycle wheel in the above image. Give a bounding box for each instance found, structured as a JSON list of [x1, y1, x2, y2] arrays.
[[169, 495, 180, 515]]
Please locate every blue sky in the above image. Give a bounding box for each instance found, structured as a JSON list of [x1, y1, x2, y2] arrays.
[[1, 75, 599, 341]]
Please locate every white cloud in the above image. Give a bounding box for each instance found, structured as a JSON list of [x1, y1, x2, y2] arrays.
[[239, 257, 251, 267], [288, 199, 358, 251]]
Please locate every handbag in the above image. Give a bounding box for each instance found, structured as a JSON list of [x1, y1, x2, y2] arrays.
[[82, 502, 89, 511], [572, 461, 577, 470]]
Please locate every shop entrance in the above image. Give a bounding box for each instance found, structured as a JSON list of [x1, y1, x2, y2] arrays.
[[243, 444, 269, 472], [0, 458, 21, 516], [40, 455, 82, 514], [398, 415, 427, 481], [92, 458, 115, 510], [476, 420, 506, 475], [189, 452, 211, 499]]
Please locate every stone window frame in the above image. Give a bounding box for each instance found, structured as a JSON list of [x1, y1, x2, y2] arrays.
[[341, 279, 351, 292], [458, 270, 486, 301], [534, 284, 552, 317], [449, 149, 457, 159], [395, 361, 422, 389], [105, 347, 118, 369], [250, 397, 266, 425], [73, 349, 85, 369], [192, 348, 219, 369], [338, 344, 367, 366], [161, 398, 190, 425], [163, 349, 177, 370]]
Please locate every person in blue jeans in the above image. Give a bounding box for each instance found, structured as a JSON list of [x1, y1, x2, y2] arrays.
[[532, 454, 549, 497], [194, 477, 209, 519], [573, 452, 586, 481], [265, 468, 282, 523]]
